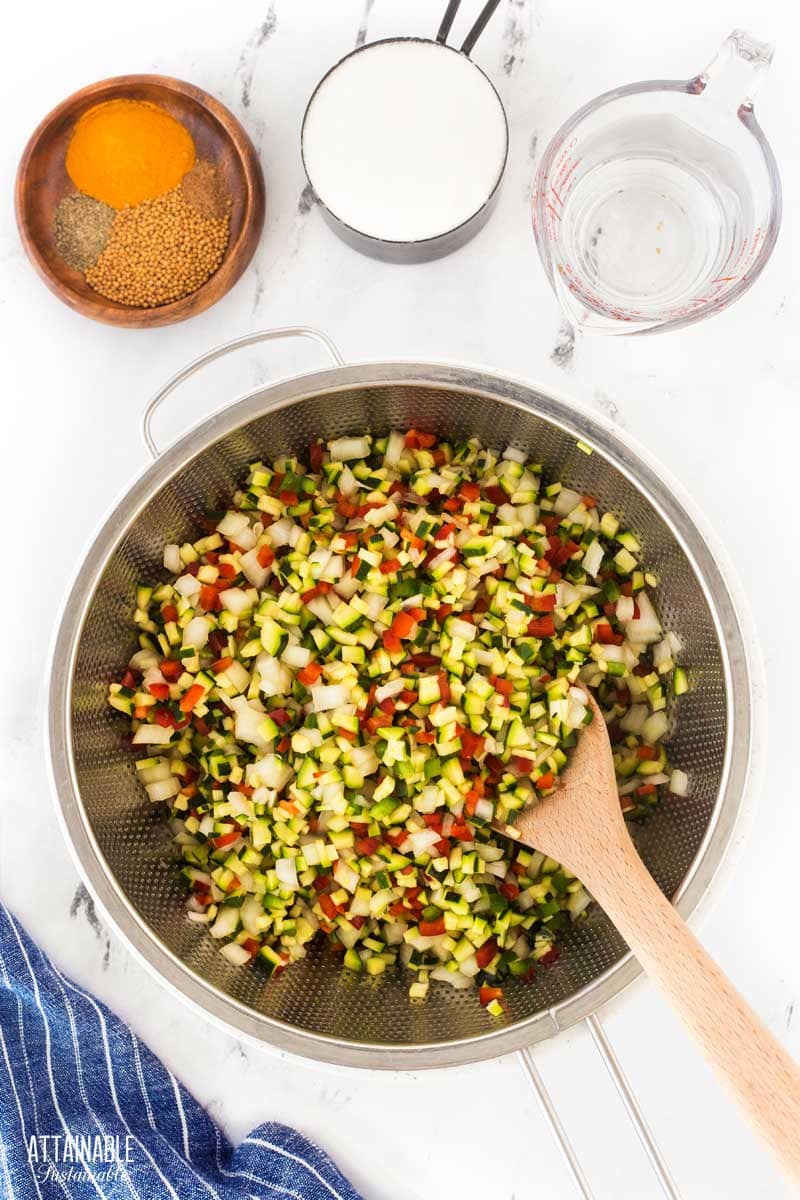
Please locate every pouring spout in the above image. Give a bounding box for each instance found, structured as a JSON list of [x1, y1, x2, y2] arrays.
[[692, 29, 775, 113]]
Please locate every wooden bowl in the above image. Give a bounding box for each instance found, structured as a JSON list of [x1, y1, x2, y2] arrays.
[[15, 75, 266, 328]]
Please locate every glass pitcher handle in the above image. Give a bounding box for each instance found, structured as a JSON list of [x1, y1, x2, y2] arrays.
[[693, 28, 775, 111]]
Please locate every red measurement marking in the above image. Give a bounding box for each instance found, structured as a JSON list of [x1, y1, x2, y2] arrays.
[[711, 276, 737, 283], [546, 202, 562, 222], [550, 184, 564, 207]]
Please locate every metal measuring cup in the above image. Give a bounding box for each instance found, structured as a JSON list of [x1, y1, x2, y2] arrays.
[[300, 0, 509, 263]]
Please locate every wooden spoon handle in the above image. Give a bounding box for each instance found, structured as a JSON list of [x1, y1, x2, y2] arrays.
[[589, 844, 800, 1185]]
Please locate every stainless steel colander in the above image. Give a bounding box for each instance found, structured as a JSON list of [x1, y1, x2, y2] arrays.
[[48, 328, 750, 1191]]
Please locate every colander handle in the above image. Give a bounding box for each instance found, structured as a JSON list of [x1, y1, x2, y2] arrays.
[[141, 327, 345, 459], [519, 1016, 682, 1200]]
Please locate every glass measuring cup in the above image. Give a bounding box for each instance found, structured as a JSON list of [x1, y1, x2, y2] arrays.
[[532, 31, 781, 335]]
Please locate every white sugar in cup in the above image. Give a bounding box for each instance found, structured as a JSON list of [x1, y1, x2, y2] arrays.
[[301, 39, 509, 262]]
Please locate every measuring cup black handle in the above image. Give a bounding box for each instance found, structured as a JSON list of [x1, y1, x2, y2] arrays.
[[436, 0, 502, 56]]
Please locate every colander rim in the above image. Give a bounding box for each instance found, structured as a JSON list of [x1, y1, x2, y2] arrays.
[[47, 360, 751, 1069]]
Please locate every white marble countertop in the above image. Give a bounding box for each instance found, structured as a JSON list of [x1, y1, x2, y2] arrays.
[[2, 2, 799, 1197]]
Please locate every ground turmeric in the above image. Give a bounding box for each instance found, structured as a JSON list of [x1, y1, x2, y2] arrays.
[[66, 99, 195, 209]]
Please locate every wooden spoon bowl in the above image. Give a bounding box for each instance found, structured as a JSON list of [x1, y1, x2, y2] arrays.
[[15, 75, 266, 328]]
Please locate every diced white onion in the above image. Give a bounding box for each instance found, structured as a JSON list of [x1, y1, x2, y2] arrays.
[[408, 829, 442, 856], [241, 548, 270, 588], [163, 544, 182, 574], [145, 777, 180, 804], [553, 487, 582, 516], [383, 430, 405, 468], [582, 539, 604, 578], [620, 704, 648, 735], [431, 966, 472, 990], [175, 573, 201, 597], [670, 769, 689, 796], [311, 684, 349, 712], [267, 517, 297, 548], [281, 643, 311, 669], [183, 616, 211, 648], [275, 858, 299, 889], [132, 724, 174, 745], [217, 511, 249, 539], [219, 942, 252, 966], [338, 465, 359, 496], [643, 711, 669, 743], [210, 906, 240, 939], [329, 435, 371, 461], [375, 677, 406, 703], [624, 592, 662, 645], [219, 588, 252, 616], [256, 653, 292, 697]]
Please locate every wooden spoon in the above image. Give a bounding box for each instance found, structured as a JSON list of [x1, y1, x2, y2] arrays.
[[498, 687, 800, 1185]]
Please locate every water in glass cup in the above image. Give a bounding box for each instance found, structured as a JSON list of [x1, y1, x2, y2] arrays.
[[533, 31, 781, 335]]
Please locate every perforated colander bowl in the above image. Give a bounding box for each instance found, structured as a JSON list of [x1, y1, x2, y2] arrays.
[[48, 334, 750, 1070]]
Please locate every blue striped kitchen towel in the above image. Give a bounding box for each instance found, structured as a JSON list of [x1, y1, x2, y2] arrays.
[[0, 902, 364, 1200]]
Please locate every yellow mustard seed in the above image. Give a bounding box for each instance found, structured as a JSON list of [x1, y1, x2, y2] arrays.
[[84, 186, 229, 307]]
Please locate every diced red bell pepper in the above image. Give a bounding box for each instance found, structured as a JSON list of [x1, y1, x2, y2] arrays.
[[268, 707, 291, 727], [636, 745, 658, 760], [418, 917, 445, 937], [531, 592, 556, 612], [475, 939, 499, 969], [450, 823, 473, 842], [242, 937, 261, 956], [257, 544, 275, 568], [382, 631, 403, 654], [218, 561, 237, 580], [161, 603, 178, 623], [319, 894, 339, 920], [458, 481, 481, 501], [528, 615, 555, 638], [350, 822, 369, 836], [199, 585, 221, 612], [153, 707, 173, 727], [436, 603, 453, 622], [437, 670, 451, 704], [535, 771, 555, 791], [416, 729, 436, 744], [404, 429, 436, 449], [485, 485, 506, 506], [460, 730, 485, 759], [355, 837, 381, 856], [309, 441, 324, 471], [539, 947, 561, 966], [279, 489, 299, 505], [179, 684, 206, 714], [491, 676, 513, 698], [212, 656, 234, 674], [383, 830, 407, 848], [380, 558, 402, 575], [296, 662, 323, 686], [212, 830, 241, 849], [479, 985, 504, 1007], [422, 812, 443, 830], [595, 623, 624, 646], [499, 881, 520, 901], [148, 682, 170, 701], [391, 611, 417, 639]]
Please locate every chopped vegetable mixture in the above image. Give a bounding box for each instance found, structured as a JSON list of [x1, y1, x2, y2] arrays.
[[109, 431, 689, 1011]]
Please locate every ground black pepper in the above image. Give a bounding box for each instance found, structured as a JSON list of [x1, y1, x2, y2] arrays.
[[52, 194, 115, 270]]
